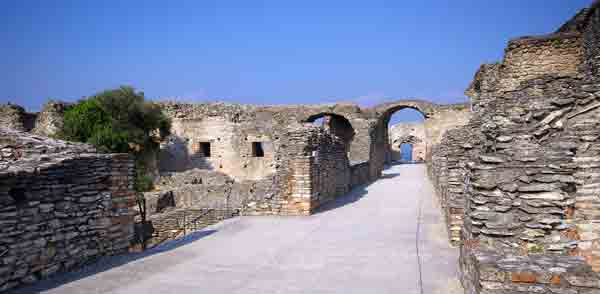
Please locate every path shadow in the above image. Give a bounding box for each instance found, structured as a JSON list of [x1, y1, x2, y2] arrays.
[[8, 229, 218, 294], [380, 173, 401, 179], [314, 168, 402, 214]]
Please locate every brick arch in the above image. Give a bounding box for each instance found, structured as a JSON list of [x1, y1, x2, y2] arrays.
[[304, 112, 353, 124], [370, 99, 437, 123], [303, 112, 356, 158], [365, 99, 437, 170]]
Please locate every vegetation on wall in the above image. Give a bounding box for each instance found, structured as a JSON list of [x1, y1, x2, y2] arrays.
[[58, 86, 170, 153], [57, 86, 171, 192]]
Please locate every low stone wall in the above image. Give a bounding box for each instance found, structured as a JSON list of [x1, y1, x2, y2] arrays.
[[350, 161, 370, 188], [0, 128, 135, 292], [148, 208, 235, 244], [460, 246, 600, 294], [146, 169, 261, 215], [429, 125, 482, 245]]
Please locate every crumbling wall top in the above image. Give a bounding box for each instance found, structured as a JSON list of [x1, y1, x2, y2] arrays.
[[0, 127, 97, 172]]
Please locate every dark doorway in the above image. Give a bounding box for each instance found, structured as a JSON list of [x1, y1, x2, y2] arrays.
[[200, 142, 211, 157], [252, 142, 265, 157]]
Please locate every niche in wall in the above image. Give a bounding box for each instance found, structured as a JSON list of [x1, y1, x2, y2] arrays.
[[252, 142, 265, 157], [192, 142, 212, 157], [8, 188, 27, 206]]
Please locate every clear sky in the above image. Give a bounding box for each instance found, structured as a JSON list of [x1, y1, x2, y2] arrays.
[[1, 0, 593, 115]]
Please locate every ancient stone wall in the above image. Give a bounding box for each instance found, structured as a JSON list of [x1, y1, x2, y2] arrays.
[[429, 3, 600, 293], [389, 122, 426, 161], [158, 103, 281, 181], [153, 101, 383, 217], [424, 103, 472, 146], [311, 127, 351, 206], [368, 101, 471, 180], [0, 128, 135, 292], [31, 101, 71, 137], [429, 124, 483, 245], [498, 34, 583, 92], [0, 104, 36, 133]]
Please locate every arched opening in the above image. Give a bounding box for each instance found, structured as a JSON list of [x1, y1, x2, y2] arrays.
[[400, 143, 413, 161], [384, 107, 426, 165], [392, 135, 425, 163], [306, 113, 355, 160]]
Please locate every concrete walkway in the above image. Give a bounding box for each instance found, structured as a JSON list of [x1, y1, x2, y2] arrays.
[[12, 164, 462, 294]]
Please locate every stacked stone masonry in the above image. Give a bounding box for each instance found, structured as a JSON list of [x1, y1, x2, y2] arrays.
[[0, 128, 135, 292], [389, 122, 427, 162], [150, 100, 468, 218], [1, 2, 599, 293], [429, 2, 600, 293]]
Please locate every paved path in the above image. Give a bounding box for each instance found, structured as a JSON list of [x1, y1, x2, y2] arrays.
[[12, 164, 462, 294]]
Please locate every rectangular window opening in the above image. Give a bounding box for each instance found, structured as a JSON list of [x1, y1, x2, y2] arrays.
[[200, 142, 211, 157], [252, 142, 265, 157]]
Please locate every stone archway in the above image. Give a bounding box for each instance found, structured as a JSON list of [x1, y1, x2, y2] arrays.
[[304, 112, 356, 160], [368, 100, 434, 170], [391, 135, 425, 162]]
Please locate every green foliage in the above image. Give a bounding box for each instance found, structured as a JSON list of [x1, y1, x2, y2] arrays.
[[58, 86, 171, 154], [135, 173, 155, 193]]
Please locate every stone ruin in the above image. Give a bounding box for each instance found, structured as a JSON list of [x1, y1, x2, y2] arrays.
[[149, 99, 468, 218], [0, 128, 135, 291], [389, 122, 427, 162], [0, 1, 599, 293], [431, 2, 600, 293], [0, 101, 71, 137]]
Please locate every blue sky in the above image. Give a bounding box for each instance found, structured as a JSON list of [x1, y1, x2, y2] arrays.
[[1, 0, 592, 122]]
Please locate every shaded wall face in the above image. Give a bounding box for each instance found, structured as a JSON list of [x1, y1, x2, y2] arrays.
[[584, 4, 600, 76], [347, 118, 372, 164], [325, 115, 355, 154], [311, 129, 351, 206]]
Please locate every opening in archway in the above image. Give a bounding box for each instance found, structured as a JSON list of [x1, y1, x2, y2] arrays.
[[386, 108, 426, 164], [306, 113, 355, 160], [400, 143, 413, 161]]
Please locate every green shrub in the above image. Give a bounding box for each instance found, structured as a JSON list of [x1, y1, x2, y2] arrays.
[[135, 173, 155, 192], [58, 86, 171, 191], [59, 86, 170, 154]]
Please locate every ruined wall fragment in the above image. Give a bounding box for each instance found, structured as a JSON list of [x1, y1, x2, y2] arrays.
[[0, 104, 36, 132], [389, 122, 426, 161], [31, 101, 71, 137], [440, 3, 600, 293], [0, 128, 135, 292]]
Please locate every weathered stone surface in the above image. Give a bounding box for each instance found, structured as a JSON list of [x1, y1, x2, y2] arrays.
[[519, 192, 567, 201], [479, 155, 505, 163], [0, 128, 135, 291]]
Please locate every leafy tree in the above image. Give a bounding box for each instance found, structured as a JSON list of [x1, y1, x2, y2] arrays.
[[59, 86, 170, 154], [58, 86, 171, 193]]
